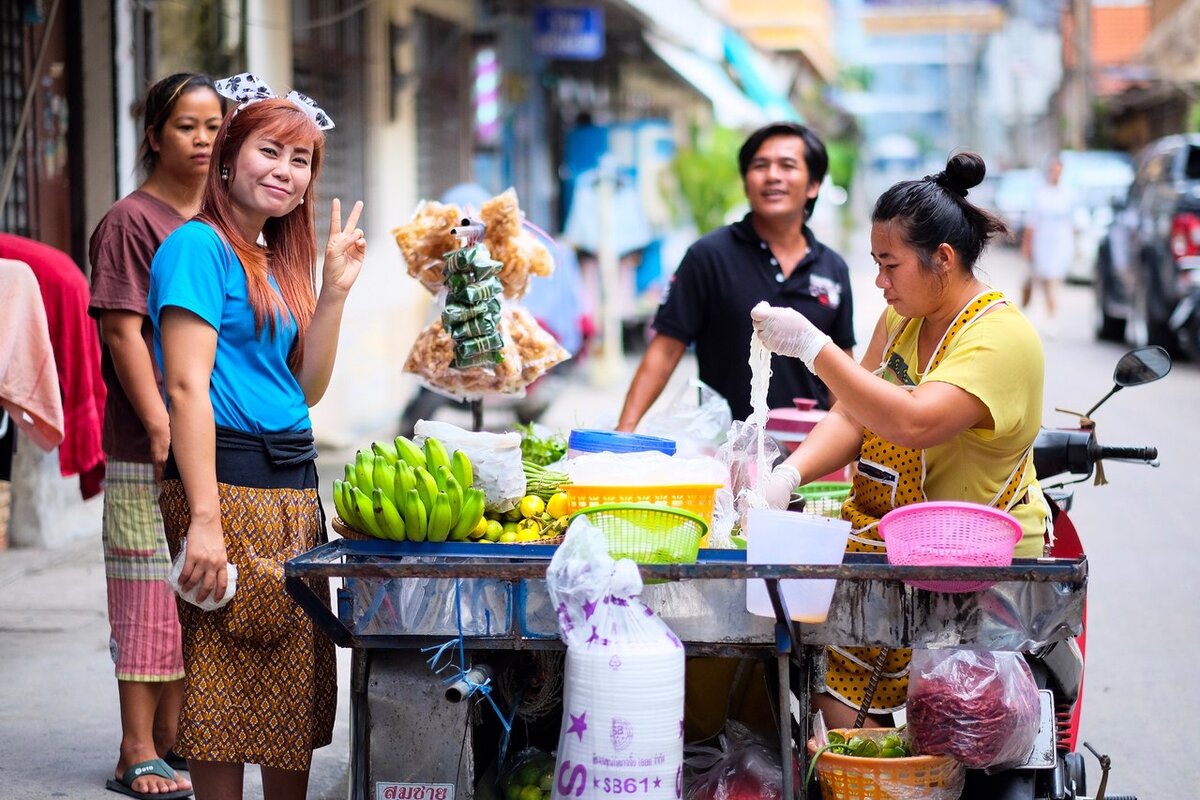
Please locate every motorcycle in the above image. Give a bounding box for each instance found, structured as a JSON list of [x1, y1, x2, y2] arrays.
[[967, 346, 1170, 800]]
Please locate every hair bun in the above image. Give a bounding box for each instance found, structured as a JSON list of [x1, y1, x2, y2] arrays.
[[941, 152, 986, 197]]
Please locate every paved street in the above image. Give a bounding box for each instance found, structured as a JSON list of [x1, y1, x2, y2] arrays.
[[1, 232, 1196, 798]]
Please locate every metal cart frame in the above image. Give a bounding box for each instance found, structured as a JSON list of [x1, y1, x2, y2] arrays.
[[286, 540, 1086, 800]]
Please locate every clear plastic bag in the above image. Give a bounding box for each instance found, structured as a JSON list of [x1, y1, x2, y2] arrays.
[[498, 746, 556, 799], [638, 379, 732, 458], [906, 649, 1042, 770], [685, 720, 784, 800], [715, 420, 783, 521]]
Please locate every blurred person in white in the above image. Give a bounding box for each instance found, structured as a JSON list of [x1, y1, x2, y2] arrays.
[[1020, 154, 1077, 332], [752, 152, 1051, 728]]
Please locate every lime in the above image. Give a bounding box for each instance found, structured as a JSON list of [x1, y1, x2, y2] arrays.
[[499, 531, 518, 543], [519, 495, 545, 519], [516, 765, 541, 787], [468, 516, 489, 539], [519, 786, 542, 800], [505, 784, 522, 800], [485, 520, 504, 542], [545, 491, 570, 519]]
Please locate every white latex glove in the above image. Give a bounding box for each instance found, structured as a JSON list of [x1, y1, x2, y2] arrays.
[[751, 301, 832, 372], [764, 463, 802, 510]]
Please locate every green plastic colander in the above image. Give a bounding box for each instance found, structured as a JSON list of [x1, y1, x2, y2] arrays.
[[568, 503, 708, 565]]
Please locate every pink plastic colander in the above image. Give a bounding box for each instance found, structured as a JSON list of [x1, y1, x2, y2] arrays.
[[878, 501, 1023, 593]]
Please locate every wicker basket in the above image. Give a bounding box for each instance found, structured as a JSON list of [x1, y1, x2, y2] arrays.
[[806, 730, 964, 800]]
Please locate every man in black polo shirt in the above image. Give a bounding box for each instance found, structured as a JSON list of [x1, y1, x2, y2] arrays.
[[616, 122, 855, 430]]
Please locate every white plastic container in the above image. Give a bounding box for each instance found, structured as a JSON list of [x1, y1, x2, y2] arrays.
[[745, 508, 851, 623]]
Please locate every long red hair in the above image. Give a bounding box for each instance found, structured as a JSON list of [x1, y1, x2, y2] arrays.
[[198, 97, 325, 370]]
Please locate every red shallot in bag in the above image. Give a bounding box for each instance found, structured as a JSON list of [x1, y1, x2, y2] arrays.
[[906, 649, 1041, 771]]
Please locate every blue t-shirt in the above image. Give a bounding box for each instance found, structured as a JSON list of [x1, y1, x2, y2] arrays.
[[148, 221, 310, 433]]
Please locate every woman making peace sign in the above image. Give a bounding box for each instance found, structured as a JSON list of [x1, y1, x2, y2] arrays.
[[148, 74, 366, 799]]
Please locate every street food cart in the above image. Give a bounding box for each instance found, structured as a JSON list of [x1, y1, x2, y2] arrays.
[[284, 541, 1085, 800]]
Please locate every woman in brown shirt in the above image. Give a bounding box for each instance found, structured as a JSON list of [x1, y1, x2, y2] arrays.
[[88, 72, 223, 800]]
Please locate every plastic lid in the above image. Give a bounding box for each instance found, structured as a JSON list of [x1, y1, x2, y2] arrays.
[[567, 429, 677, 456]]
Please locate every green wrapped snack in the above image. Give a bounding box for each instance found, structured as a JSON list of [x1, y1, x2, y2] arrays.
[[444, 243, 502, 275], [452, 348, 505, 369], [442, 297, 502, 326], [448, 315, 498, 341], [446, 263, 503, 293], [449, 276, 503, 306], [454, 331, 506, 359]]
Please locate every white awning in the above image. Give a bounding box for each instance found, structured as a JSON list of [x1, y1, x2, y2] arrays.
[[644, 33, 768, 129]]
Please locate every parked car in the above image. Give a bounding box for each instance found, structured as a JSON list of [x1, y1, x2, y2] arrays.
[[1094, 133, 1200, 348]]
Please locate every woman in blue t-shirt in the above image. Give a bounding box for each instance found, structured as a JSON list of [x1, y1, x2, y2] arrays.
[[148, 73, 365, 799]]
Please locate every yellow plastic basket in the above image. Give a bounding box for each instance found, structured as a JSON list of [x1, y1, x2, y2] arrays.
[[797, 481, 852, 518], [806, 729, 964, 800], [563, 483, 721, 526]]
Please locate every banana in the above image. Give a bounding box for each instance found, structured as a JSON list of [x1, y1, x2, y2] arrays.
[[393, 462, 416, 506], [373, 487, 407, 541], [442, 470, 464, 521], [394, 435, 427, 470], [433, 464, 452, 492], [450, 449, 474, 489], [343, 463, 357, 488], [339, 481, 366, 528], [449, 487, 485, 541], [371, 439, 400, 466], [402, 488, 427, 542], [413, 466, 439, 514], [351, 486, 387, 538], [373, 456, 397, 505], [423, 436, 452, 476], [354, 451, 375, 495], [426, 491, 453, 543]]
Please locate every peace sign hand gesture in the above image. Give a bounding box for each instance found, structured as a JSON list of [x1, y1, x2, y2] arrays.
[[323, 198, 367, 295]]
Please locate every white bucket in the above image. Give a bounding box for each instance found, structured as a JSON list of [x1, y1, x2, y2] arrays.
[[745, 509, 851, 623]]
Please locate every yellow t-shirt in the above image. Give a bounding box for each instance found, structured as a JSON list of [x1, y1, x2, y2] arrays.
[[884, 300, 1049, 557]]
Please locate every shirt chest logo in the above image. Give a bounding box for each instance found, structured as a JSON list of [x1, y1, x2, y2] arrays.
[[808, 274, 841, 309]]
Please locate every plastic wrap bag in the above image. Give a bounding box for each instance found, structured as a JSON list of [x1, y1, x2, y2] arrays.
[[414, 420, 526, 512], [685, 721, 784, 800], [907, 649, 1041, 770], [546, 518, 685, 800], [498, 746, 556, 799], [166, 538, 238, 611], [638, 380, 732, 458], [716, 420, 783, 521]]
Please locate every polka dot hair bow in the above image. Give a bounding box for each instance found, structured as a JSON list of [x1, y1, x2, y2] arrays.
[[214, 72, 335, 131]]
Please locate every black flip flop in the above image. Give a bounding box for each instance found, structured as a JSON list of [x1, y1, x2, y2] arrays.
[[163, 751, 189, 771], [105, 758, 193, 800]]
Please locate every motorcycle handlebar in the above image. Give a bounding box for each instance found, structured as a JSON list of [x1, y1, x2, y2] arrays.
[[1096, 445, 1158, 463]]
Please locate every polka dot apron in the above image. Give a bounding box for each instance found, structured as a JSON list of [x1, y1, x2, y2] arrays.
[[825, 291, 1035, 714]]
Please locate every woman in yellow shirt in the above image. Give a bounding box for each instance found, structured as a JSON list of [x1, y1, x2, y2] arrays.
[[752, 151, 1051, 728]]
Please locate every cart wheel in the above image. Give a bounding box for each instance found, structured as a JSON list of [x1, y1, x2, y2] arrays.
[[1063, 751, 1086, 798]]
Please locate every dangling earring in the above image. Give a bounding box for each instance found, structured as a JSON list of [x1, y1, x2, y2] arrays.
[[220, 165, 229, 180]]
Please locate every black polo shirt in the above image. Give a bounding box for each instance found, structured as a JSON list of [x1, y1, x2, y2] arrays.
[[652, 214, 855, 419]]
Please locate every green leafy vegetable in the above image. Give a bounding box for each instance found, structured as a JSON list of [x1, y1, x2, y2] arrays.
[[515, 422, 567, 466]]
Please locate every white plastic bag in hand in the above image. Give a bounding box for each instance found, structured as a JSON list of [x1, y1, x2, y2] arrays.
[[166, 538, 238, 611]]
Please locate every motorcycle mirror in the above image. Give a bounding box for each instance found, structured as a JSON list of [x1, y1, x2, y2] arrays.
[[1084, 346, 1172, 418], [1113, 346, 1172, 387]]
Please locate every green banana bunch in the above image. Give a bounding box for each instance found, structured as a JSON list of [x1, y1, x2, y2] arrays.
[[423, 437, 452, 476], [394, 435, 427, 470], [449, 487, 486, 541], [372, 487, 407, 541], [332, 479, 352, 524], [426, 491, 453, 542], [450, 449, 474, 489], [402, 488, 427, 542]]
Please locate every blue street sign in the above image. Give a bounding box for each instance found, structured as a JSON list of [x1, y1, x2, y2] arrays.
[[532, 7, 605, 61]]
